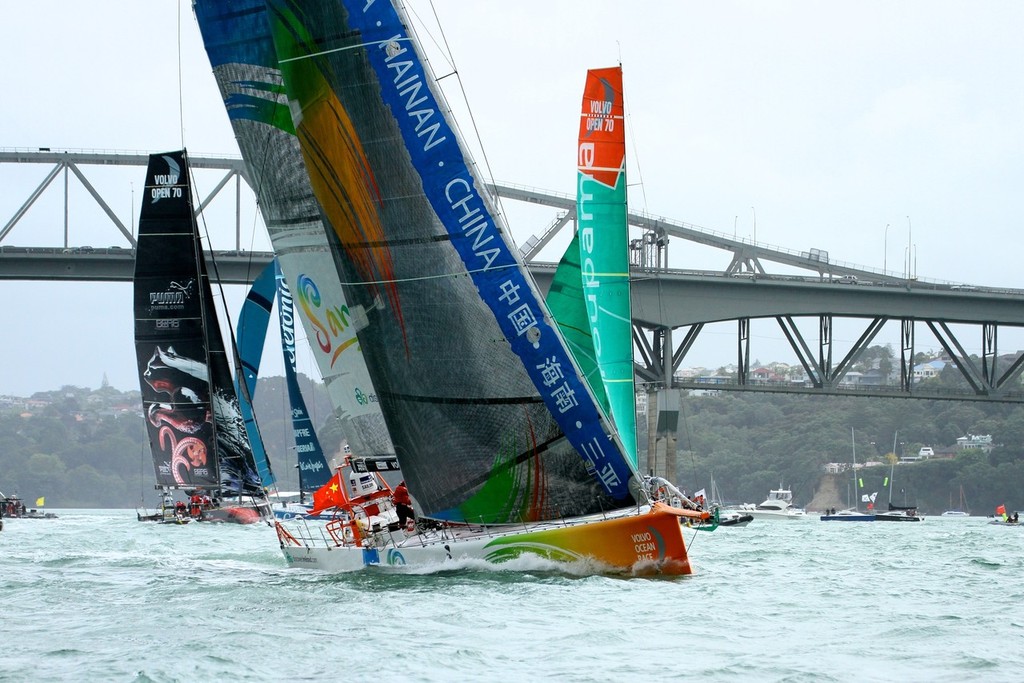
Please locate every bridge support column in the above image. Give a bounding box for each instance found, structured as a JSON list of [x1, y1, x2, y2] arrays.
[[900, 319, 915, 392], [644, 388, 679, 484]]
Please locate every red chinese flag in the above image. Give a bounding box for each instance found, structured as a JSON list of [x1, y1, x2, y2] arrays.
[[996, 504, 1006, 516], [309, 470, 349, 515]]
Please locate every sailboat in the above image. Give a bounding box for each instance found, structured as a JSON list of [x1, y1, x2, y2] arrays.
[[197, 0, 707, 574], [874, 462, 923, 522], [821, 428, 875, 522], [941, 485, 970, 517], [133, 150, 271, 524]]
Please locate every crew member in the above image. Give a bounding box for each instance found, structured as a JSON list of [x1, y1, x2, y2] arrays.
[[393, 480, 415, 530], [189, 491, 203, 519]]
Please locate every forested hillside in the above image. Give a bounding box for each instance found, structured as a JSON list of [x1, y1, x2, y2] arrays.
[[0, 375, 337, 509], [670, 391, 1024, 514], [2, 378, 1022, 514]]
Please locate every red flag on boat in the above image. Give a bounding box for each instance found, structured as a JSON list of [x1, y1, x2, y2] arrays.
[[309, 470, 349, 515], [996, 504, 1006, 518]]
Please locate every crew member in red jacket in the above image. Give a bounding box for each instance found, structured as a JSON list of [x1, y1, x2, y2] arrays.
[[393, 481, 415, 530]]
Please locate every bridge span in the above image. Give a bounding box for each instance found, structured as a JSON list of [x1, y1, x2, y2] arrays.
[[3, 150, 1024, 403]]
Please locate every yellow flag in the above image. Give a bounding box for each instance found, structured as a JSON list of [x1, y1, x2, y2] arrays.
[[35, 496, 45, 507]]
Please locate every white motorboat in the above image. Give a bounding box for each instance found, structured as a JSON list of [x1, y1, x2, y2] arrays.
[[727, 486, 807, 520]]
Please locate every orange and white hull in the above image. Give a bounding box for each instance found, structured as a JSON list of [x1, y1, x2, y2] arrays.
[[277, 505, 699, 575]]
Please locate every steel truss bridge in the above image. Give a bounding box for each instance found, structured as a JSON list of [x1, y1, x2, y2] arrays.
[[3, 149, 1024, 403]]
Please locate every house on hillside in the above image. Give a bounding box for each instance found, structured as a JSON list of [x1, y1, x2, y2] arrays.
[[913, 359, 948, 382], [957, 434, 994, 454]]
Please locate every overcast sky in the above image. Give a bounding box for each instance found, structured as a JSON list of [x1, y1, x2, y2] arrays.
[[2, 1, 1023, 397]]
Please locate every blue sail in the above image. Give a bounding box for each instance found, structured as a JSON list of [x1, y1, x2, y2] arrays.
[[235, 260, 276, 488], [274, 260, 332, 493]]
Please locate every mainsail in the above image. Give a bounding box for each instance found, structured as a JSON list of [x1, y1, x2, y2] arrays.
[[193, 0, 395, 461], [133, 150, 264, 497], [261, 0, 638, 524]]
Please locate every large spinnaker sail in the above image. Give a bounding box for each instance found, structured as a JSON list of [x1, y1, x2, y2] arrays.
[[236, 259, 277, 488], [275, 260, 333, 492], [193, 0, 395, 461], [263, 0, 638, 523], [134, 150, 263, 496], [576, 67, 637, 465]]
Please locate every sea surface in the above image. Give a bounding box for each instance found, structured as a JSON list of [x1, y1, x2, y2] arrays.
[[2, 510, 1022, 682]]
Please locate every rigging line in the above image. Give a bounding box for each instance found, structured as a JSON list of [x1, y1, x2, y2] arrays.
[[335, 262, 518, 287], [176, 0, 185, 150], [276, 36, 412, 63], [419, 0, 512, 240], [621, 58, 649, 213], [679, 396, 699, 484]]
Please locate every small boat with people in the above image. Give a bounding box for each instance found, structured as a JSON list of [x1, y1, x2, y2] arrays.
[[988, 505, 1021, 526], [2, 493, 57, 519], [702, 477, 752, 527]]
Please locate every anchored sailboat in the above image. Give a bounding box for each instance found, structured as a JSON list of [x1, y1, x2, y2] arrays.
[[133, 150, 270, 524], [821, 428, 875, 522], [941, 485, 970, 517], [874, 462, 923, 522]]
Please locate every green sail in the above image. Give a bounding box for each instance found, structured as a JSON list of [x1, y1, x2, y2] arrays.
[[545, 231, 610, 417], [576, 66, 637, 465]]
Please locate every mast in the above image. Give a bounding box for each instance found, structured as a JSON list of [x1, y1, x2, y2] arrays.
[[851, 427, 858, 511]]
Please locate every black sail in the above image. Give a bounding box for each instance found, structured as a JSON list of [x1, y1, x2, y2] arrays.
[[133, 150, 263, 497]]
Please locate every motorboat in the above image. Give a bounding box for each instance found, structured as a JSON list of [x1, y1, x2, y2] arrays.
[[728, 486, 807, 520], [717, 509, 754, 527]]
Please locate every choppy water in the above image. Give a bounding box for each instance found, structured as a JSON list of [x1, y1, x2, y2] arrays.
[[2, 510, 1022, 682]]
